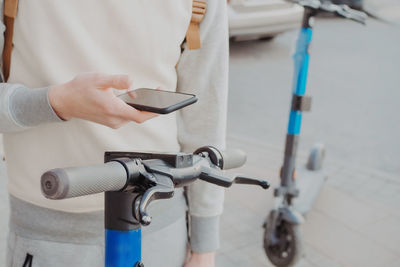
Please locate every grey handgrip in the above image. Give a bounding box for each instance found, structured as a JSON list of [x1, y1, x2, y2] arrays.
[[41, 161, 128, 200], [221, 149, 247, 170]]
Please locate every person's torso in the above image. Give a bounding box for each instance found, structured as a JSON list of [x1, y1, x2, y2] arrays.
[[4, 0, 192, 212]]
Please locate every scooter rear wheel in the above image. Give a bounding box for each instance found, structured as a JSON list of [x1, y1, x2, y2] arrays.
[[264, 221, 303, 267], [306, 143, 325, 171]]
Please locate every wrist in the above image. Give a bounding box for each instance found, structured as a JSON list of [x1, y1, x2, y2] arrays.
[[48, 83, 71, 120], [190, 251, 215, 265]]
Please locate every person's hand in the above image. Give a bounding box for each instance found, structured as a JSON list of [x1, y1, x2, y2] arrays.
[[184, 252, 215, 267], [48, 72, 158, 128]]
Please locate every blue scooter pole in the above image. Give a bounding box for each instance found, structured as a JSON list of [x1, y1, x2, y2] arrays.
[[287, 26, 312, 133], [281, 7, 314, 196], [105, 191, 143, 267], [105, 229, 141, 267]]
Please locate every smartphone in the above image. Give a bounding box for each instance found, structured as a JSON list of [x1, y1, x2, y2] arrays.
[[118, 88, 197, 114]]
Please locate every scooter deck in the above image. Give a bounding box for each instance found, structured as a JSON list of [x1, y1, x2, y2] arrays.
[[292, 165, 328, 215]]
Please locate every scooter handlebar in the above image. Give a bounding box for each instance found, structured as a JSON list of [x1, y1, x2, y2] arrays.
[[291, 0, 367, 24], [41, 161, 128, 200], [335, 5, 367, 24], [40, 148, 256, 201]]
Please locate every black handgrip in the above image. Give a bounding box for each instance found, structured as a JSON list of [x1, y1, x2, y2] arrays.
[[220, 149, 247, 170], [41, 161, 128, 199]]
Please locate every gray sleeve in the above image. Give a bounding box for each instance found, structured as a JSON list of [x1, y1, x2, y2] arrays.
[[176, 0, 228, 153], [0, 0, 62, 133], [0, 83, 63, 133], [190, 215, 220, 253], [176, 0, 229, 253]]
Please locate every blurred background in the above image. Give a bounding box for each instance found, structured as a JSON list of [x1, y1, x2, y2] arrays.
[[1, 0, 400, 266], [219, 0, 400, 266]]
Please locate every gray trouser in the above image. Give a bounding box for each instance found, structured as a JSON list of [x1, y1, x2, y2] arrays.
[[7, 193, 188, 267]]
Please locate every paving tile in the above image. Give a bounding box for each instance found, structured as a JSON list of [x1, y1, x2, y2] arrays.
[[222, 242, 275, 267], [220, 215, 264, 253], [353, 177, 389, 197], [295, 258, 319, 267], [384, 257, 400, 267], [359, 214, 400, 255], [326, 172, 348, 189], [303, 210, 398, 267], [374, 183, 400, 201], [312, 186, 390, 230], [303, 244, 341, 267]]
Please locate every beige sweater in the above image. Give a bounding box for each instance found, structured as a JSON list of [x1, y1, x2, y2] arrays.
[[0, 0, 229, 252]]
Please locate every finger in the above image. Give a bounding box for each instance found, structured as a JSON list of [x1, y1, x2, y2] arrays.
[[95, 74, 133, 90], [117, 101, 158, 123], [127, 90, 137, 99]]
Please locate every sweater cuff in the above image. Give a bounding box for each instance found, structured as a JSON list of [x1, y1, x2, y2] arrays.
[[9, 85, 64, 127], [190, 215, 220, 253]]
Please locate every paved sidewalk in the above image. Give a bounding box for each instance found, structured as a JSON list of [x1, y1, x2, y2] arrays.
[[216, 135, 400, 267], [218, 12, 400, 266]]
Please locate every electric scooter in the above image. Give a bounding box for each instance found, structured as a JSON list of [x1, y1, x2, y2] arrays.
[[41, 146, 269, 267], [263, 1, 367, 266]]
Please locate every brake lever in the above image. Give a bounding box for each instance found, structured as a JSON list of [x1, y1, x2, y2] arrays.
[[199, 166, 270, 189], [133, 174, 174, 226], [129, 149, 269, 227], [234, 176, 270, 189]]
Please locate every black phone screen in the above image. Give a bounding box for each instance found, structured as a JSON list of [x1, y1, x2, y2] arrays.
[[118, 88, 197, 114]]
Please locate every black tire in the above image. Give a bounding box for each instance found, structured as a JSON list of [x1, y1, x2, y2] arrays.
[[264, 221, 303, 267]]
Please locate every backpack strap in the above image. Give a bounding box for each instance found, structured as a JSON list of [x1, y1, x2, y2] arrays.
[[186, 0, 207, 50], [2, 0, 19, 82]]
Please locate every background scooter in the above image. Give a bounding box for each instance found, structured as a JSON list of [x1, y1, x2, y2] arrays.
[[262, 1, 367, 266]]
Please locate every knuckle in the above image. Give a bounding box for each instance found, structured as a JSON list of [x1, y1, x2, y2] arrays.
[[106, 120, 120, 129], [121, 75, 131, 87], [135, 117, 146, 124]]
